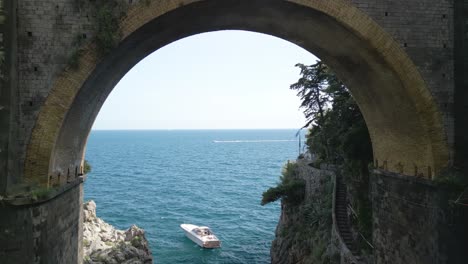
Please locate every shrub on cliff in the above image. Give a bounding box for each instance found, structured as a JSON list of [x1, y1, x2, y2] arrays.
[[261, 162, 305, 206], [83, 160, 92, 174]]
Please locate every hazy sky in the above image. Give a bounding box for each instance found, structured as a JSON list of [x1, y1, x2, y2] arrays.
[[92, 30, 318, 130]]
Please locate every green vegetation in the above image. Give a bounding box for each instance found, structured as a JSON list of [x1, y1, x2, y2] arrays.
[[434, 167, 468, 206], [95, 2, 122, 55], [302, 179, 333, 229], [68, 34, 86, 69], [131, 235, 142, 247], [83, 239, 91, 247], [274, 173, 338, 263], [83, 160, 92, 174], [290, 61, 372, 164], [30, 187, 53, 200], [68, 0, 128, 69], [291, 61, 373, 254], [299, 185, 334, 262], [261, 162, 305, 206], [435, 167, 468, 192]]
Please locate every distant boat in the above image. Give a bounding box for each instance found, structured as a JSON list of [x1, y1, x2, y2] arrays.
[[180, 224, 221, 248]]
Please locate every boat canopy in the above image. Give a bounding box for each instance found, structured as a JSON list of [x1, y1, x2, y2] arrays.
[[193, 227, 213, 236]]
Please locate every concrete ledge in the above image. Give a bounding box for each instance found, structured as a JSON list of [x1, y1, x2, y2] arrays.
[[373, 168, 436, 187], [1, 175, 86, 206]]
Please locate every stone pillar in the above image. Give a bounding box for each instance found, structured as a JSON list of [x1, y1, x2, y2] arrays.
[[454, 0, 468, 174], [0, 0, 18, 195], [0, 183, 83, 264], [371, 170, 468, 264]]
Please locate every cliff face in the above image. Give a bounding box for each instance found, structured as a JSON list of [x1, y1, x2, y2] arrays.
[[82, 200, 153, 264], [270, 159, 339, 264]]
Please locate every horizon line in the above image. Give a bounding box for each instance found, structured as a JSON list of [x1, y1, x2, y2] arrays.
[[91, 128, 305, 131]]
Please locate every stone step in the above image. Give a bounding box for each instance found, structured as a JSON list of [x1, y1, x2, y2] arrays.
[[338, 229, 351, 235], [341, 235, 353, 240], [335, 177, 361, 259]]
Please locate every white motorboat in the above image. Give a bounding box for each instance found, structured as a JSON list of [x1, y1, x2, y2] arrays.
[[180, 224, 221, 248]]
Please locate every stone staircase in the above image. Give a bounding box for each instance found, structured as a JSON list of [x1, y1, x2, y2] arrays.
[[335, 174, 362, 260]]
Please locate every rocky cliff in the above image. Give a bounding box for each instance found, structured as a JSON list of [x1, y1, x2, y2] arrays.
[[270, 159, 340, 264], [83, 200, 153, 264]]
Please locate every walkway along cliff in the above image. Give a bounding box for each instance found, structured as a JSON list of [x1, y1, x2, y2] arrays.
[[269, 156, 468, 264], [269, 158, 371, 264]]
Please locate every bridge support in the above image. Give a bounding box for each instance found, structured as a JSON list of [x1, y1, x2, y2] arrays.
[[454, 0, 468, 175], [371, 170, 468, 264], [0, 183, 83, 264]]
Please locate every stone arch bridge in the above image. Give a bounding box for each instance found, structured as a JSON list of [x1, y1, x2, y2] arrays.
[[0, 0, 467, 263]]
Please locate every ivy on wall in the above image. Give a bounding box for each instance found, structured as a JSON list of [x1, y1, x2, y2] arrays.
[[68, 0, 130, 69]]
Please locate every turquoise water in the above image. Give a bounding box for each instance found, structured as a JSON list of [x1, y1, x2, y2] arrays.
[[84, 130, 301, 264]]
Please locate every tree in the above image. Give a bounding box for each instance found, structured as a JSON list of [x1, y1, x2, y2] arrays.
[[291, 61, 374, 253], [290, 62, 332, 128], [291, 61, 372, 163]]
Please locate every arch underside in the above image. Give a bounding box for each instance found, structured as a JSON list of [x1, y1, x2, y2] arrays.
[[23, 0, 449, 189]]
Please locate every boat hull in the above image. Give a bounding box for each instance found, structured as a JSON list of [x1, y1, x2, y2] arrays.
[[180, 224, 221, 248]]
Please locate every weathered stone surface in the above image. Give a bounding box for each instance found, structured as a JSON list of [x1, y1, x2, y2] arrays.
[[83, 200, 153, 264], [0, 183, 83, 264], [371, 170, 468, 264], [3, 0, 455, 192]]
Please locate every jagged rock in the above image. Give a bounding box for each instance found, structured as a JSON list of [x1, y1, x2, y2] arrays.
[[83, 200, 153, 264], [84, 200, 97, 222]]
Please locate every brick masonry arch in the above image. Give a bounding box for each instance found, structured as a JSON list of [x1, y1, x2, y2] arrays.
[[23, 0, 449, 187]]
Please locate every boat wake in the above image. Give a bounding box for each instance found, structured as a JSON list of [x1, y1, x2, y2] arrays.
[[213, 139, 297, 143]]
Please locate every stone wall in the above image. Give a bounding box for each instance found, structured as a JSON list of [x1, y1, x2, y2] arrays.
[[0, 183, 83, 264], [11, 0, 99, 185], [272, 161, 468, 264], [350, 0, 455, 151], [371, 170, 468, 264], [4, 0, 458, 191], [0, 0, 464, 262], [454, 0, 468, 173], [0, 0, 17, 195]]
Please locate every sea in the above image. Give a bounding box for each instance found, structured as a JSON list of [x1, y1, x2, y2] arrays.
[[84, 129, 303, 264]]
